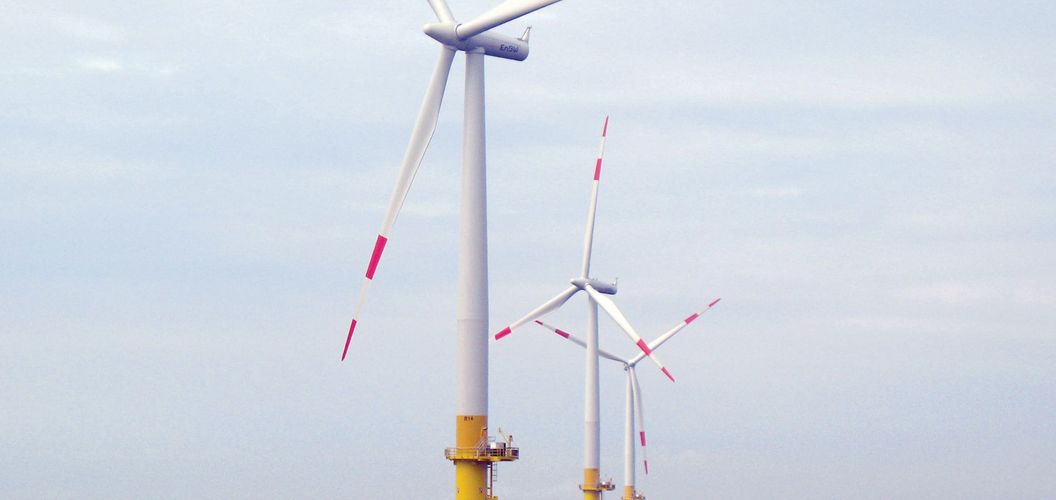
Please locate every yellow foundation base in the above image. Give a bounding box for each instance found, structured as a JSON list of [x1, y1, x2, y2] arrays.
[[582, 468, 601, 500], [581, 467, 616, 499], [453, 415, 488, 500]]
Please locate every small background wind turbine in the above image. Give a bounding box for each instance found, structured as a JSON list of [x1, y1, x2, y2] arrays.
[[493, 117, 675, 498], [534, 297, 720, 500]]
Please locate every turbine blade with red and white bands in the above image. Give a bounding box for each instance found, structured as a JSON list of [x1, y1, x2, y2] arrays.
[[583, 284, 674, 382], [342, 46, 456, 361], [628, 297, 722, 366], [456, 0, 562, 40], [533, 320, 624, 363], [533, 319, 583, 345], [494, 285, 579, 340], [579, 116, 608, 278], [630, 366, 648, 474]]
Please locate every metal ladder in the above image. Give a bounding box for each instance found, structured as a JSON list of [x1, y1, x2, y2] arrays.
[[486, 463, 497, 499]]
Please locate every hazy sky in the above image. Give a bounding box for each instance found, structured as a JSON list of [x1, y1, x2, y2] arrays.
[[3, 1, 1055, 499]]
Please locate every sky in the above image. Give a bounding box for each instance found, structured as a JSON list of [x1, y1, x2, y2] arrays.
[[2, 1, 1055, 498]]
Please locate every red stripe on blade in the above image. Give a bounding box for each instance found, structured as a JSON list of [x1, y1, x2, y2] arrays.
[[640, 431, 647, 446], [341, 319, 357, 360], [708, 298, 722, 307], [554, 328, 570, 339], [662, 367, 675, 382], [365, 235, 388, 280], [593, 158, 602, 180], [635, 339, 653, 355], [602, 116, 609, 137], [495, 326, 512, 340], [644, 460, 649, 474], [684, 312, 700, 324]]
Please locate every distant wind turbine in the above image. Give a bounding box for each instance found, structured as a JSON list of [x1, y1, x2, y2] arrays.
[[494, 117, 674, 497], [534, 297, 720, 499]]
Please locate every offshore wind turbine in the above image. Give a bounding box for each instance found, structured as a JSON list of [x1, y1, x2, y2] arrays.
[[493, 117, 675, 498], [534, 298, 720, 500], [339, 1, 566, 498], [492, 118, 674, 379]]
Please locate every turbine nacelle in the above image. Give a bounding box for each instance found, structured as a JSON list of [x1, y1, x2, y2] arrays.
[[424, 22, 530, 61], [571, 277, 618, 295]]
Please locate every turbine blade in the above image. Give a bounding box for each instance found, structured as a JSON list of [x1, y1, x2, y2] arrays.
[[342, 46, 456, 360], [629, 297, 722, 366], [650, 297, 721, 351], [494, 285, 578, 340], [533, 320, 624, 363], [630, 366, 649, 474], [584, 285, 675, 382], [456, 0, 562, 40], [427, 0, 455, 23], [579, 116, 608, 278], [534, 319, 584, 346]]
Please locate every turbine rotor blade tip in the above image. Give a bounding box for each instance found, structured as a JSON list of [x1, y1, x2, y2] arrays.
[[662, 367, 675, 382], [341, 319, 358, 361], [709, 297, 722, 307]]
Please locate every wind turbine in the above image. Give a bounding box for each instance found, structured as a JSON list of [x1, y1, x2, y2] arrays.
[[493, 117, 675, 498], [534, 298, 720, 500], [339, 1, 566, 498]]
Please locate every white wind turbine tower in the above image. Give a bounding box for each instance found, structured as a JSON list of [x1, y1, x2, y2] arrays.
[[534, 297, 720, 500], [493, 117, 676, 498], [338, 1, 567, 498]]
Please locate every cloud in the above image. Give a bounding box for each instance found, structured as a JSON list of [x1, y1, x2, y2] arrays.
[[905, 281, 1056, 308], [749, 186, 802, 199], [76, 57, 123, 73], [645, 55, 1045, 108], [51, 15, 126, 43]]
